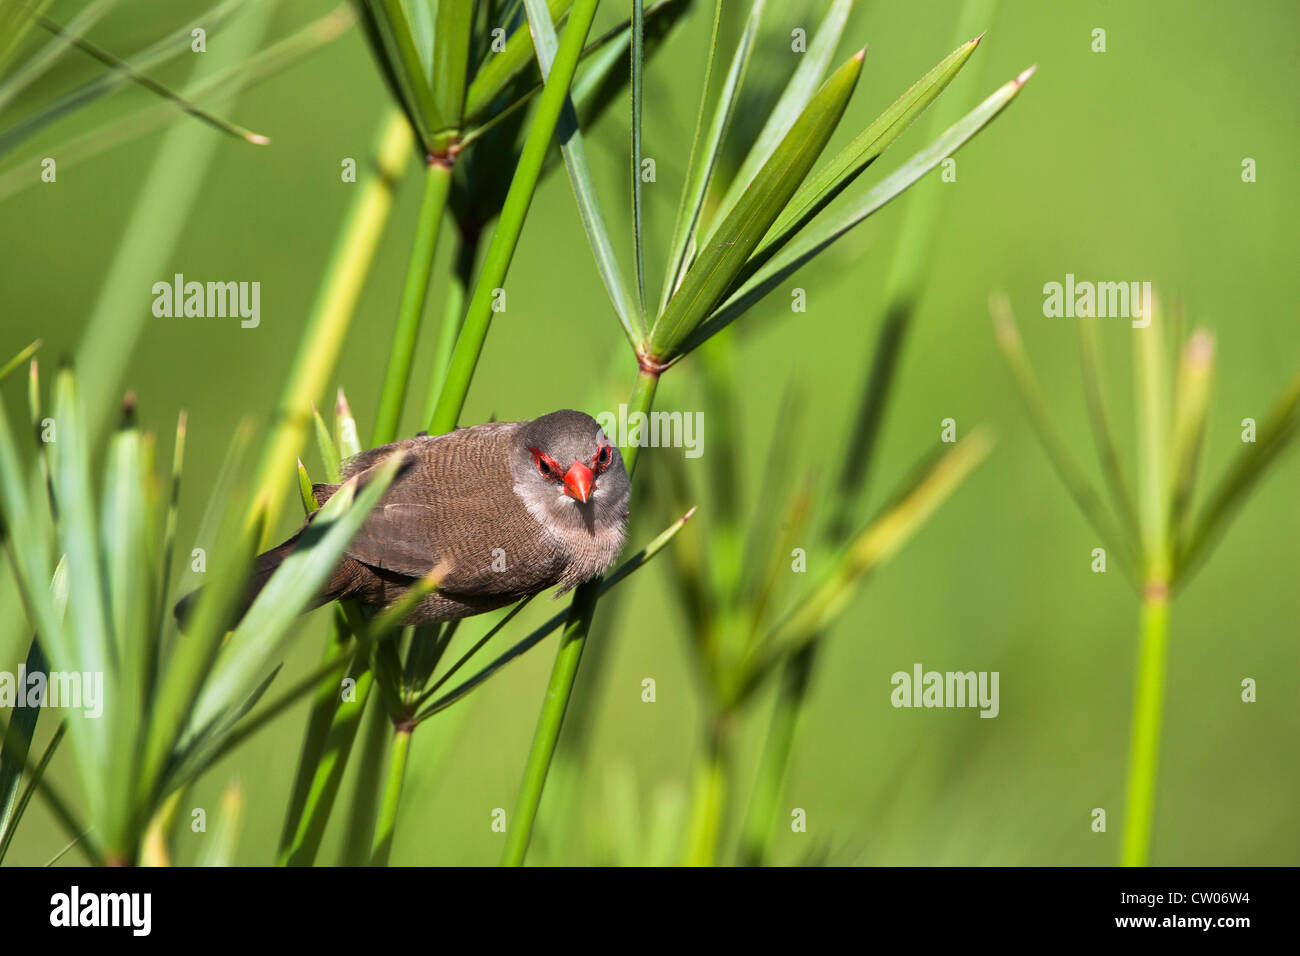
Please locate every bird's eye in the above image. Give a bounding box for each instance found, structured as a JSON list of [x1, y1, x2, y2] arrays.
[[537, 459, 553, 478], [595, 444, 610, 469]]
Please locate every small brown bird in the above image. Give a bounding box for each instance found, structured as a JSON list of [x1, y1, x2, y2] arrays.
[[179, 409, 629, 625]]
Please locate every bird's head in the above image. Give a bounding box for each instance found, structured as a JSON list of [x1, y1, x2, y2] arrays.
[[512, 409, 629, 534]]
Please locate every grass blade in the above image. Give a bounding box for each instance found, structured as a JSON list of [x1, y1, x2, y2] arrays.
[[32, 10, 269, 145], [648, 48, 865, 361], [0, 635, 47, 857], [430, 0, 476, 139], [710, 0, 853, 229], [463, 0, 571, 122], [630, 0, 646, 316], [0, 721, 65, 864], [1166, 331, 1215, 555], [356, 0, 443, 153], [0, 339, 39, 383], [686, 66, 1034, 360], [1177, 367, 1300, 584], [658, 0, 763, 316], [749, 35, 984, 274], [0, 0, 249, 158]]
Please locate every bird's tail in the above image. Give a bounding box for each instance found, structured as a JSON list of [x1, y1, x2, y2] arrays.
[[173, 531, 315, 630]]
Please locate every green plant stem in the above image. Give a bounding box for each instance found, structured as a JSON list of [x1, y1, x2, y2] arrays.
[[501, 367, 658, 866], [683, 716, 730, 866], [1121, 585, 1169, 866], [429, 0, 601, 435], [423, 230, 481, 427], [738, 644, 812, 865], [340, 692, 388, 864], [250, 110, 412, 540], [278, 654, 374, 866], [372, 160, 454, 445], [369, 725, 412, 865]]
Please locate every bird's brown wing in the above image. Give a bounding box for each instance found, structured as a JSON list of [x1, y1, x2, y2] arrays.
[[328, 424, 563, 597]]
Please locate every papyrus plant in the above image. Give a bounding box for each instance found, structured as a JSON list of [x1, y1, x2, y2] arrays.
[[0, 352, 404, 865], [992, 292, 1300, 866], [493, 0, 1034, 863]]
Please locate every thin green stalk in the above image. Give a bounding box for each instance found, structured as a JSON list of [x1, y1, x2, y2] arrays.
[[250, 110, 412, 540], [340, 692, 389, 864], [501, 368, 658, 866], [372, 160, 454, 445], [683, 717, 729, 866], [429, 0, 601, 435], [1121, 588, 1169, 866], [423, 230, 481, 427], [278, 653, 374, 866], [738, 644, 811, 865], [369, 726, 412, 865]]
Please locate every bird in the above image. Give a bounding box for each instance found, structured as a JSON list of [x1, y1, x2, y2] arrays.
[[176, 409, 629, 626]]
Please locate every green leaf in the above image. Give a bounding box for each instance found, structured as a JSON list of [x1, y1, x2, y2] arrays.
[[48, 370, 116, 823], [29, 8, 270, 145], [312, 401, 341, 482], [658, 0, 764, 316], [180, 450, 407, 752], [0, 0, 121, 116], [0, 339, 38, 383], [0, 721, 64, 864], [1134, 293, 1171, 580], [194, 782, 243, 866], [710, 0, 854, 231], [1167, 331, 1215, 553], [99, 398, 156, 830], [0, 0, 250, 158], [430, 0, 476, 143], [0, 635, 47, 857], [523, 0, 641, 345], [649, 48, 864, 361], [1178, 366, 1300, 585], [463, 0, 571, 121], [630, 0, 647, 315], [748, 35, 983, 276], [356, 0, 444, 153], [683, 66, 1034, 360]]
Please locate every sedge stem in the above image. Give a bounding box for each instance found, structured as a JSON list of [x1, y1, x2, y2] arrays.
[[500, 367, 659, 866], [1120, 583, 1170, 866]]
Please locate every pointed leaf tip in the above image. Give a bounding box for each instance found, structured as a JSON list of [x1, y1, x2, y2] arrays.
[[854, 47, 866, 62], [1015, 65, 1037, 86]]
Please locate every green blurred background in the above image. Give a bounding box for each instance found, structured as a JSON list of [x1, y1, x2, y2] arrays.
[[2, 0, 1297, 865]]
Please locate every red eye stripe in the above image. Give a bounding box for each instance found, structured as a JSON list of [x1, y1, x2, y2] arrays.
[[528, 446, 563, 481]]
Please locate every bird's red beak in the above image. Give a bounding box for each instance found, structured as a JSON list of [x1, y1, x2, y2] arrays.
[[563, 461, 594, 502]]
